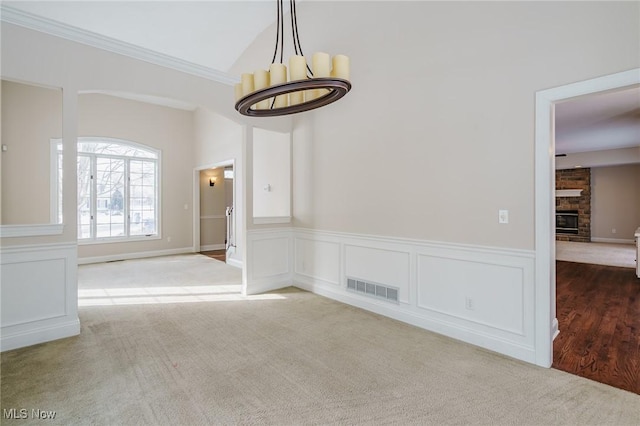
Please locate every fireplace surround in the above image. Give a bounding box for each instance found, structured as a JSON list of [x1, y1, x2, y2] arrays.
[[555, 168, 590, 242]]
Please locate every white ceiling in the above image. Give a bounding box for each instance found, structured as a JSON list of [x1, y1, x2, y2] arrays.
[[3, 1, 639, 156], [555, 86, 640, 155], [4, 1, 277, 73]]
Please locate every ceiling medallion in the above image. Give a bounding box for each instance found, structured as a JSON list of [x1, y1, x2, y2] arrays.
[[234, 0, 351, 117]]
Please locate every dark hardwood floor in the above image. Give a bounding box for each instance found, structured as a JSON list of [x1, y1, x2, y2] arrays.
[[553, 261, 640, 394], [200, 249, 226, 262]]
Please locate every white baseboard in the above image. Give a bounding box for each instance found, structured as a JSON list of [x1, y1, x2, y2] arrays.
[[226, 257, 243, 269], [246, 277, 292, 295], [1, 318, 80, 352], [200, 244, 225, 251], [78, 247, 194, 265], [590, 237, 635, 244]]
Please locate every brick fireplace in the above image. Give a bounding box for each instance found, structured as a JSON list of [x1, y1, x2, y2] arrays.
[[555, 168, 591, 242]]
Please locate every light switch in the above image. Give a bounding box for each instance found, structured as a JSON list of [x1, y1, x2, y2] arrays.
[[499, 209, 509, 224]]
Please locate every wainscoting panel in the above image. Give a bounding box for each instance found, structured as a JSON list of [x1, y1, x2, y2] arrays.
[[291, 228, 536, 364], [417, 252, 530, 338], [344, 244, 411, 304], [294, 237, 340, 286], [246, 229, 293, 294], [1, 243, 80, 352], [1, 258, 67, 327]]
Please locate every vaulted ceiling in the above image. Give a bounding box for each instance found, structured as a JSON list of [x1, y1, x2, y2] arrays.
[[4, 1, 276, 75], [3, 1, 639, 156]]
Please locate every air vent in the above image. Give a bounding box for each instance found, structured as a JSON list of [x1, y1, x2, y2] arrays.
[[346, 277, 399, 303]]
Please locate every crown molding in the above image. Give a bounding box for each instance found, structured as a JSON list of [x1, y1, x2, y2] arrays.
[[0, 5, 238, 86]]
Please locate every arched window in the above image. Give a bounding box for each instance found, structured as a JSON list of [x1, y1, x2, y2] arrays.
[[72, 137, 160, 241]]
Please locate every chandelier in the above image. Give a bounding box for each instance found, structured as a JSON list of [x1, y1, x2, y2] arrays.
[[234, 0, 351, 117]]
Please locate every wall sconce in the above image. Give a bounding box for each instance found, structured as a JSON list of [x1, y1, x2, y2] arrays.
[[209, 177, 216, 187]]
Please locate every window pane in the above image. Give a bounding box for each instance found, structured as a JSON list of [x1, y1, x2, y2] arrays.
[[77, 155, 92, 239], [74, 138, 159, 242], [95, 158, 125, 238], [129, 159, 157, 236], [78, 140, 157, 159]]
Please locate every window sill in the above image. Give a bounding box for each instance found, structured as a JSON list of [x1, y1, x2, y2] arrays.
[[78, 235, 161, 245]]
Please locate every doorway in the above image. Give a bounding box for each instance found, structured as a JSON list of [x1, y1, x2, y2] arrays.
[[552, 88, 640, 394], [195, 161, 235, 265], [534, 68, 639, 367], [534, 69, 640, 391]]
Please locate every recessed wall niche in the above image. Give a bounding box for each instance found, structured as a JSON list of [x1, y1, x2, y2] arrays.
[[1, 80, 63, 225]]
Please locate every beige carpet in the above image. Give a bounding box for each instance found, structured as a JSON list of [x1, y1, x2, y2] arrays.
[[556, 241, 636, 269], [2, 254, 639, 425]]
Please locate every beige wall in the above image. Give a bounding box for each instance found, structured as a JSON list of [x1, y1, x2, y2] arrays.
[[199, 167, 226, 248], [77, 93, 194, 259], [1, 80, 62, 224], [0, 22, 245, 248], [237, 1, 640, 250], [591, 164, 640, 241]]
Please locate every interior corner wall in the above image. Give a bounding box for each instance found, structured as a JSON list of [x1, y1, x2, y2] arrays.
[[591, 164, 640, 242], [77, 94, 195, 261], [193, 107, 245, 265]]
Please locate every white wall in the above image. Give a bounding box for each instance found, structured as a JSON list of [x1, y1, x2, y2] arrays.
[[252, 128, 291, 221]]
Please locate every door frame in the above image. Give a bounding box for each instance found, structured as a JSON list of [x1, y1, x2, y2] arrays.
[[193, 159, 235, 255], [533, 68, 639, 367]]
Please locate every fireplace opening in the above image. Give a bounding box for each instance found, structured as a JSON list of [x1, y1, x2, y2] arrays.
[[556, 210, 579, 234]]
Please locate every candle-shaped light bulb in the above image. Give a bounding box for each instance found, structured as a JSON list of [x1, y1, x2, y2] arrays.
[[234, 83, 243, 102], [241, 73, 255, 97], [308, 51, 331, 101], [289, 55, 307, 105], [331, 54, 350, 80], [269, 63, 288, 108], [253, 69, 270, 110]]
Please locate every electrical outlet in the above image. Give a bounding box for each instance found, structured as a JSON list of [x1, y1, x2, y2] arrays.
[[612, 228, 617, 234], [465, 296, 474, 311]]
